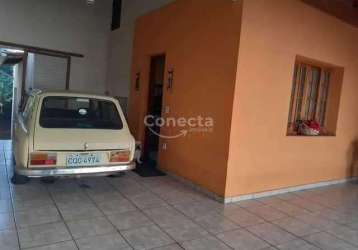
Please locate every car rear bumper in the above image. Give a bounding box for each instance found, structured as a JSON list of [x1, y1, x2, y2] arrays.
[[15, 162, 136, 177]]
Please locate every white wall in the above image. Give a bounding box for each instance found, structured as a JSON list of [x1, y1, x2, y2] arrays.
[[12, 62, 22, 123], [0, 0, 112, 94], [25, 53, 35, 92], [33, 54, 67, 91], [106, 0, 175, 98]]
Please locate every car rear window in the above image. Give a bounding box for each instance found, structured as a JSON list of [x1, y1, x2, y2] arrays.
[[39, 96, 123, 129]]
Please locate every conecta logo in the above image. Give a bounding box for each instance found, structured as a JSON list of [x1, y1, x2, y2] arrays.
[[144, 115, 214, 139]]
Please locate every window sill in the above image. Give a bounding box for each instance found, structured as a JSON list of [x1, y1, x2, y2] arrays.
[[286, 132, 336, 137]]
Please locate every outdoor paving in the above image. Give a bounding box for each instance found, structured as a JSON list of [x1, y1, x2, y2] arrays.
[[1, 140, 358, 249]]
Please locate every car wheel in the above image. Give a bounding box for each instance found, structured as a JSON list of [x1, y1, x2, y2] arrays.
[[11, 171, 30, 185]]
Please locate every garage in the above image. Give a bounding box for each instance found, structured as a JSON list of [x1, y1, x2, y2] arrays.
[[1, 0, 358, 249]]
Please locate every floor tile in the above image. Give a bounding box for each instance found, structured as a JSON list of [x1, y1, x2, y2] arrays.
[[173, 201, 220, 219], [181, 235, 231, 250], [294, 212, 343, 232], [128, 192, 167, 209], [0, 212, 15, 230], [158, 190, 203, 205], [0, 199, 12, 213], [143, 206, 191, 229], [322, 209, 358, 225], [276, 239, 320, 250], [107, 210, 153, 230], [194, 213, 239, 234], [275, 193, 299, 201], [224, 207, 265, 227], [87, 190, 125, 204], [53, 192, 91, 204], [14, 204, 61, 228], [304, 232, 357, 250], [0, 229, 19, 250], [0, 188, 11, 200], [216, 228, 270, 250], [257, 196, 283, 205], [3, 144, 358, 250], [18, 222, 72, 249], [26, 240, 78, 250], [112, 180, 146, 197], [76, 232, 131, 250], [97, 198, 137, 215], [235, 199, 265, 208], [247, 222, 297, 245], [58, 201, 103, 221], [162, 220, 209, 242], [248, 205, 288, 221], [295, 191, 319, 200], [79, 179, 113, 193], [152, 244, 183, 250], [11, 188, 48, 202], [121, 225, 174, 250], [269, 201, 309, 216], [218, 204, 243, 216], [322, 223, 358, 246], [66, 216, 115, 239], [346, 221, 358, 230], [12, 196, 54, 212], [287, 197, 325, 212], [272, 217, 321, 237]]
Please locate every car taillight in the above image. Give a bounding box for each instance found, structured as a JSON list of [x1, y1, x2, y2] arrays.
[[110, 150, 130, 163], [30, 153, 57, 165]]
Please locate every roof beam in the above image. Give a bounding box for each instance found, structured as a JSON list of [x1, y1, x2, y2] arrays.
[[0, 40, 83, 58]]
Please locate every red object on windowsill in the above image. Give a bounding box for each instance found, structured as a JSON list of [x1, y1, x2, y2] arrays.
[[298, 120, 321, 136]]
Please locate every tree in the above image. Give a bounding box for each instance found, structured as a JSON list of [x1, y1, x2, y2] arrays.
[[0, 65, 13, 118]]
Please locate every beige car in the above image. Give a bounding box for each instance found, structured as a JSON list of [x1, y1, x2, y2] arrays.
[[12, 90, 135, 184]]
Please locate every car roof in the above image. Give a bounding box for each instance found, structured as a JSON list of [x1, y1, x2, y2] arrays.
[[29, 89, 117, 102]]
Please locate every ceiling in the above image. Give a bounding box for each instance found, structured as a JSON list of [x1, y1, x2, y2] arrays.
[[302, 0, 358, 27]]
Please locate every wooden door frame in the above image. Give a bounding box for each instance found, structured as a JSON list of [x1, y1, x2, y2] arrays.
[[142, 54, 166, 160]]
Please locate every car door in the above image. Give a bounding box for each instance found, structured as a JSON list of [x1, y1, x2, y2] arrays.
[[13, 95, 35, 168]]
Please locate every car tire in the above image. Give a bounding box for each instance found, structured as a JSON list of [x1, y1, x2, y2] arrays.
[[11, 171, 30, 185]]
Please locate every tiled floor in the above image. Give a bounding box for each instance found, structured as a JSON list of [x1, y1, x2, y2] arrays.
[[2, 140, 358, 249]]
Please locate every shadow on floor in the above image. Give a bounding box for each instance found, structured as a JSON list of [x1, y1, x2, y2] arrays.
[[132, 159, 166, 177]]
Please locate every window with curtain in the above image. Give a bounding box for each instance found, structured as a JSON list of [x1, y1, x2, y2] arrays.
[[287, 61, 331, 135]]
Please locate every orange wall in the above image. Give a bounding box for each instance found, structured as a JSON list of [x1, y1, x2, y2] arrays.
[[128, 0, 242, 196], [226, 0, 358, 197]]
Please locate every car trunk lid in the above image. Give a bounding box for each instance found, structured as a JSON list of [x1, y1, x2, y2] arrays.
[[33, 129, 131, 151]]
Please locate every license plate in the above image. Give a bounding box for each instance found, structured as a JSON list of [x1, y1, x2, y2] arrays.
[[66, 153, 101, 167]]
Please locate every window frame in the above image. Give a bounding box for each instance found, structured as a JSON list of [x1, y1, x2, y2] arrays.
[[38, 96, 124, 130], [287, 60, 334, 136]]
